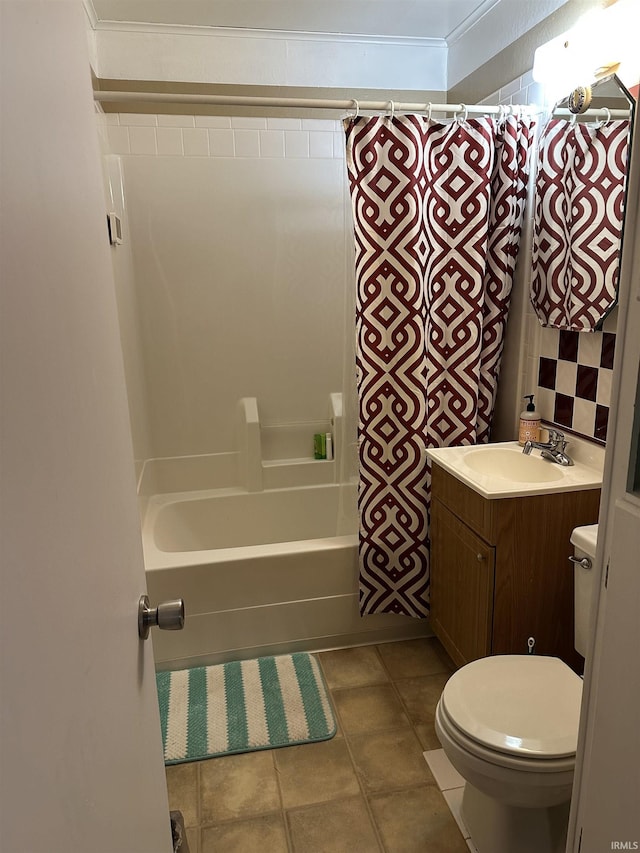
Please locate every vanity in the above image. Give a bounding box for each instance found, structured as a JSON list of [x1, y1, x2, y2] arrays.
[[427, 441, 602, 672]]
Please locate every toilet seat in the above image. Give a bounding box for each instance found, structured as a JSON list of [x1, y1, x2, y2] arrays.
[[440, 655, 582, 759]]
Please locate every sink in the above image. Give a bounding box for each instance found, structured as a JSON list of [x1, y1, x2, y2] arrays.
[[425, 441, 603, 499], [462, 447, 564, 483]]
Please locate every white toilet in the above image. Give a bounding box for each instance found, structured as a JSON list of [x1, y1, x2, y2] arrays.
[[435, 524, 598, 853]]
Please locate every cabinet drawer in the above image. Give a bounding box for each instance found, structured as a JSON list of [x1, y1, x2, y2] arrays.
[[431, 461, 493, 539]]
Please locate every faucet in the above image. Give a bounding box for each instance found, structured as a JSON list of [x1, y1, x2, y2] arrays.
[[523, 428, 574, 466]]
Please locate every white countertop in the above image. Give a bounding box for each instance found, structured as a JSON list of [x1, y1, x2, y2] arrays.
[[426, 440, 603, 499]]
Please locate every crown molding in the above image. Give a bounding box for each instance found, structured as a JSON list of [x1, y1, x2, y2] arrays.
[[82, 0, 99, 29], [92, 19, 446, 50], [446, 0, 502, 45]]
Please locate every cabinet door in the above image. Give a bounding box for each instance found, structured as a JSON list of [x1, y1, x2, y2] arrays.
[[431, 500, 495, 667]]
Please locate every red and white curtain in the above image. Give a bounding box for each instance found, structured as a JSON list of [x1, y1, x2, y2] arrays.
[[345, 114, 535, 617], [531, 119, 630, 331]]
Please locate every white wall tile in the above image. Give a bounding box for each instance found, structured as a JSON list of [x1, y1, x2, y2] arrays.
[[573, 398, 596, 437], [156, 127, 183, 156], [285, 130, 309, 158], [158, 114, 195, 128], [195, 116, 231, 128], [499, 77, 522, 99], [234, 129, 260, 158], [259, 130, 285, 158], [120, 113, 157, 127], [302, 118, 338, 131], [333, 131, 345, 159], [231, 116, 267, 130], [129, 126, 157, 155], [208, 128, 234, 156], [556, 361, 577, 397], [267, 117, 302, 131], [577, 332, 602, 367], [597, 369, 613, 406], [106, 125, 130, 154], [102, 113, 120, 125], [183, 127, 209, 156], [309, 131, 334, 159]]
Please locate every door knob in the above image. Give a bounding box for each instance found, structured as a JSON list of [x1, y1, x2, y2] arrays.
[[138, 594, 185, 640]]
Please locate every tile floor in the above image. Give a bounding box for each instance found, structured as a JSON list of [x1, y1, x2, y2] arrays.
[[165, 637, 473, 853]]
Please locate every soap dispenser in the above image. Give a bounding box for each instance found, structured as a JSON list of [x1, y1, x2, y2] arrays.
[[518, 395, 541, 446]]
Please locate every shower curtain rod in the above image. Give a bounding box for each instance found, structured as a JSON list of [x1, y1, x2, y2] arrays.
[[93, 90, 630, 119]]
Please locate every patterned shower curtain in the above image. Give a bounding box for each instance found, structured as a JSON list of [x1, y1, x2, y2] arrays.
[[531, 118, 630, 331], [345, 114, 535, 617]]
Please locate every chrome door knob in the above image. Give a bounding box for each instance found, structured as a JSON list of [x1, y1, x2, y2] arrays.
[[138, 594, 185, 640]]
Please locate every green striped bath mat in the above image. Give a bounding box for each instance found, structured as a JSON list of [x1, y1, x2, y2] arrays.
[[156, 652, 336, 764]]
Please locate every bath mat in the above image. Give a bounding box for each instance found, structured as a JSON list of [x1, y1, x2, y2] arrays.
[[156, 652, 336, 764]]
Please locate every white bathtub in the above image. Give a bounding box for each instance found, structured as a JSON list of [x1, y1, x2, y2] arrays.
[[142, 482, 429, 669]]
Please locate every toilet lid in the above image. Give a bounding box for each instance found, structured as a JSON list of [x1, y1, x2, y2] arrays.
[[441, 656, 582, 758]]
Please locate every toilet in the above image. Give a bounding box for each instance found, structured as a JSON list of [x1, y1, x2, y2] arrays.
[[435, 524, 598, 853]]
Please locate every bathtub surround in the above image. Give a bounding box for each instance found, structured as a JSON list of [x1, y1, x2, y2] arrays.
[[157, 653, 336, 763], [345, 114, 534, 618], [101, 111, 354, 464]]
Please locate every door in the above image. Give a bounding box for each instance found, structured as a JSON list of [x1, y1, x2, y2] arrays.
[[567, 100, 640, 850], [0, 4, 172, 851]]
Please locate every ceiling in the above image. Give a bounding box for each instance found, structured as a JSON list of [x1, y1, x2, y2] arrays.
[[90, 0, 490, 40]]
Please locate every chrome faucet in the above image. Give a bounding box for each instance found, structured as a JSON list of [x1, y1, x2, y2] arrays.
[[522, 428, 574, 466]]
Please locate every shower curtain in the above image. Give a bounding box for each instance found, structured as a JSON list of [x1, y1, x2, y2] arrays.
[[531, 118, 630, 331], [345, 113, 535, 617]]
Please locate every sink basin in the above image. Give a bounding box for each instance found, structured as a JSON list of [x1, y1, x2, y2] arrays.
[[426, 441, 603, 499], [462, 447, 564, 483]]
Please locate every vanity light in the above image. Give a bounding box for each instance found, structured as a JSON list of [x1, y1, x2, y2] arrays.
[[533, 0, 640, 104]]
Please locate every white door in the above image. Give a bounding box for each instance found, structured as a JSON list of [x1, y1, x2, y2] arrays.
[[567, 102, 640, 850], [0, 4, 173, 851]]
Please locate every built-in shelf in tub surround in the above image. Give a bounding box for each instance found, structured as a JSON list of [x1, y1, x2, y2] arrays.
[[426, 437, 603, 500]]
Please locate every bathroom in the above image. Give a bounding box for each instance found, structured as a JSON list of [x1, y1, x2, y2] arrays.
[[1, 2, 639, 852]]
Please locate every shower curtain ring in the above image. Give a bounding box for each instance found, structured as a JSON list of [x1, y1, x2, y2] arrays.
[[351, 98, 360, 118], [388, 100, 396, 119], [455, 103, 468, 123], [426, 102, 433, 122], [598, 107, 611, 126]]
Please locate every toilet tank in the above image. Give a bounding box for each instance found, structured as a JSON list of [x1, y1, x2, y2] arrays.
[[570, 524, 599, 658]]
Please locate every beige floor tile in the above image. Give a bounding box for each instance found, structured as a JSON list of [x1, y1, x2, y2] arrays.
[[185, 825, 200, 853], [414, 721, 443, 751], [201, 813, 288, 853], [394, 673, 451, 727], [275, 737, 360, 809], [332, 684, 410, 736], [369, 785, 469, 853], [377, 638, 454, 680], [200, 750, 279, 824], [165, 762, 199, 828], [349, 729, 435, 793], [287, 795, 382, 852], [319, 645, 389, 689]]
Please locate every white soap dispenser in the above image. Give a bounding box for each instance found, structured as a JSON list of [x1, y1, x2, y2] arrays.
[[518, 394, 541, 446]]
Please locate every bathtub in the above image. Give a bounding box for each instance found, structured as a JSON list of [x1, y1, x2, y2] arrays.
[[142, 482, 429, 669]]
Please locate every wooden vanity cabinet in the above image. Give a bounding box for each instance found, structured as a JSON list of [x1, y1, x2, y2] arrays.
[[429, 462, 600, 672]]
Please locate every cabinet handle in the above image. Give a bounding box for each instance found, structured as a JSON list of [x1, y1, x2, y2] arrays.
[[477, 553, 484, 561]]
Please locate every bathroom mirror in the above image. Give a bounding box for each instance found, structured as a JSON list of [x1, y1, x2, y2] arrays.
[[530, 75, 635, 331]]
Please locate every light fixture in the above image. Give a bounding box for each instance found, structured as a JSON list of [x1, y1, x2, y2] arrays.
[[532, 0, 640, 104]]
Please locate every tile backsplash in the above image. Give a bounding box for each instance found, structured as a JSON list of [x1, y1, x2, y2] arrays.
[[535, 320, 617, 445]]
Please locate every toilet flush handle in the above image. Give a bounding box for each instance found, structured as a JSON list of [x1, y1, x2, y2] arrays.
[[569, 556, 592, 570]]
